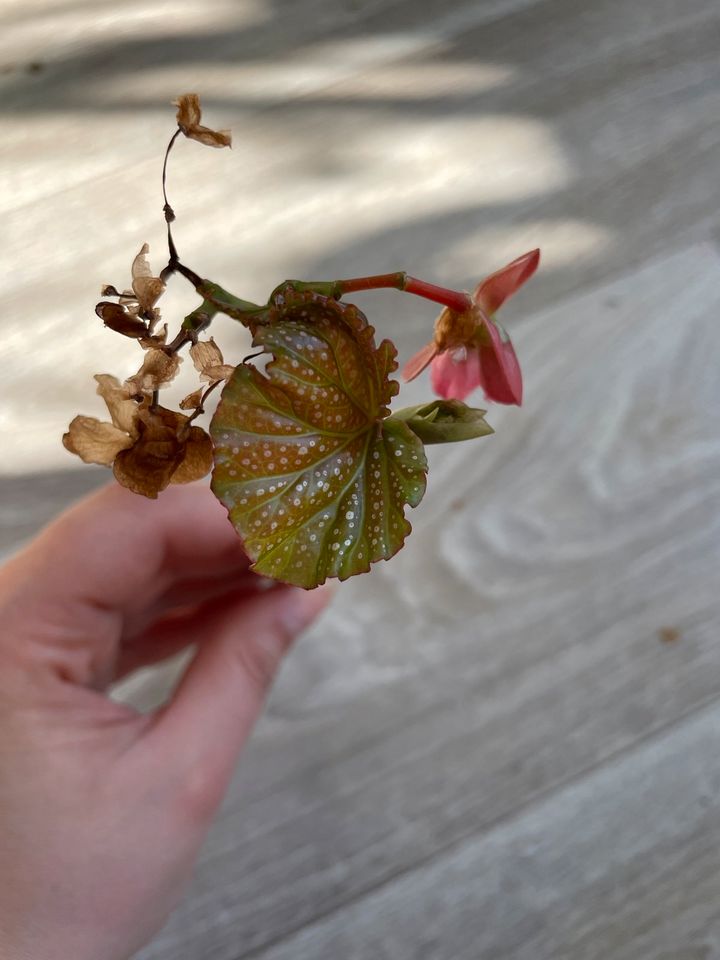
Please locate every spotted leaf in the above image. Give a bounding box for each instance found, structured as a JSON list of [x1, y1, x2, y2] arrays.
[[210, 288, 428, 588]]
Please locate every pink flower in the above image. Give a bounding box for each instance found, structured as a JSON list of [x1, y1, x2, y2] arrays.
[[402, 249, 540, 405]]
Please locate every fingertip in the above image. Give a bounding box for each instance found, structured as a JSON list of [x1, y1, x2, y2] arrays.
[[264, 581, 335, 643]]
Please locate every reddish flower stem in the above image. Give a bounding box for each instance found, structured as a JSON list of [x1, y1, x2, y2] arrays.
[[336, 273, 471, 314]]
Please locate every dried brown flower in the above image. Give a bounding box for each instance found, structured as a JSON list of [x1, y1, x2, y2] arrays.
[[112, 405, 213, 497], [131, 243, 166, 313], [179, 387, 205, 411], [97, 244, 167, 346], [96, 301, 148, 339], [126, 349, 181, 394], [63, 376, 140, 467], [64, 368, 212, 497], [173, 93, 232, 149], [189, 337, 235, 383]]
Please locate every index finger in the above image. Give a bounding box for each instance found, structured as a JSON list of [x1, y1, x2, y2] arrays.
[[0, 483, 251, 622]]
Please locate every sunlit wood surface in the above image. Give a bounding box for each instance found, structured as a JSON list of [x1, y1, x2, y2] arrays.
[[2, 0, 720, 957]]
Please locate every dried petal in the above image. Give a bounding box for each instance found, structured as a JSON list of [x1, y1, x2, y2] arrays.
[[190, 339, 234, 383], [203, 363, 235, 383], [63, 415, 133, 466], [174, 92, 202, 128], [126, 349, 181, 393], [173, 93, 232, 149], [131, 243, 165, 313], [94, 374, 140, 436], [179, 387, 204, 410], [170, 427, 214, 484], [96, 301, 147, 339], [131, 243, 153, 282], [139, 324, 168, 351], [112, 406, 187, 498], [190, 337, 223, 375], [133, 277, 165, 313]]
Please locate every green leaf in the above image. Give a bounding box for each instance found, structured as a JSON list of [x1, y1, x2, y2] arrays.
[[210, 288, 428, 588], [390, 399, 494, 444]]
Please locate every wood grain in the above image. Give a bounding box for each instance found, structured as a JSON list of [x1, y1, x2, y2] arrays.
[[247, 701, 720, 960]]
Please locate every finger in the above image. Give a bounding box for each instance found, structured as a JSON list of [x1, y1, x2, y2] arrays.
[[121, 569, 269, 640], [0, 484, 250, 630], [115, 578, 280, 680], [141, 584, 331, 819]]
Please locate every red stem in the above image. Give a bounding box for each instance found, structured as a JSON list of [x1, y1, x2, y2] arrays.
[[336, 273, 471, 314]]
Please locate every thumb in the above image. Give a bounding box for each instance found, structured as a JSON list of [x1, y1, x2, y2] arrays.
[[141, 584, 331, 818]]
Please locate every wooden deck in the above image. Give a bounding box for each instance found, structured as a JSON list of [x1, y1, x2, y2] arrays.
[[2, 0, 720, 956]]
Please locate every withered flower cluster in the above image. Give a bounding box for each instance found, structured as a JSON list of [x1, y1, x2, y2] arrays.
[[64, 243, 235, 498], [64, 96, 235, 498]]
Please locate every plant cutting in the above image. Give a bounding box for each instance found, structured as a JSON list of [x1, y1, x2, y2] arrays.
[[64, 94, 539, 589]]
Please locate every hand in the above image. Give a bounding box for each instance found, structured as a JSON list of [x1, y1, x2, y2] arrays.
[[0, 484, 330, 960]]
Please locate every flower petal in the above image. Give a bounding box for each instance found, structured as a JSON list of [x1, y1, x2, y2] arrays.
[[189, 338, 233, 382], [190, 337, 223, 373], [203, 363, 235, 383], [94, 374, 140, 436], [62, 416, 133, 466], [430, 348, 482, 401], [170, 427, 214, 484], [112, 406, 186, 498], [173, 93, 232, 149], [126, 349, 181, 393], [179, 387, 205, 411], [131, 243, 166, 313], [478, 319, 523, 405], [174, 92, 202, 128], [402, 341, 438, 382], [95, 301, 148, 339], [473, 248, 540, 316]]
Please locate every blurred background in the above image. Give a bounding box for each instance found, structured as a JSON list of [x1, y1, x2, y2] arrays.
[[2, 0, 720, 956]]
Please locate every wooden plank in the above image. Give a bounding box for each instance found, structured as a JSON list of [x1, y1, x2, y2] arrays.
[[242, 700, 720, 960], [0, 0, 545, 214], [135, 244, 720, 957]]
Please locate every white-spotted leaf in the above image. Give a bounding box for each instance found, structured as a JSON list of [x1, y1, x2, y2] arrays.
[[210, 289, 428, 588]]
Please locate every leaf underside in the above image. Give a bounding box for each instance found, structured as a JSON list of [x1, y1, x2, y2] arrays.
[[210, 289, 428, 588]]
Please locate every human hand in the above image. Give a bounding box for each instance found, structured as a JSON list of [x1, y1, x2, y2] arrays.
[[0, 484, 330, 960]]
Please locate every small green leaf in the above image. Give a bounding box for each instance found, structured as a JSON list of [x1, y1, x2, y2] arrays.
[[390, 399, 493, 444], [210, 288, 428, 588]]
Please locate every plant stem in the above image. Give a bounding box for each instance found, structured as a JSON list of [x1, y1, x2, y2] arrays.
[[339, 273, 472, 313], [282, 274, 472, 314], [174, 260, 204, 288], [159, 128, 183, 276], [165, 300, 219, 353], [187, 377, 224, 424], [162, 128, 181, 221], [195, 281, 265, 321]]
